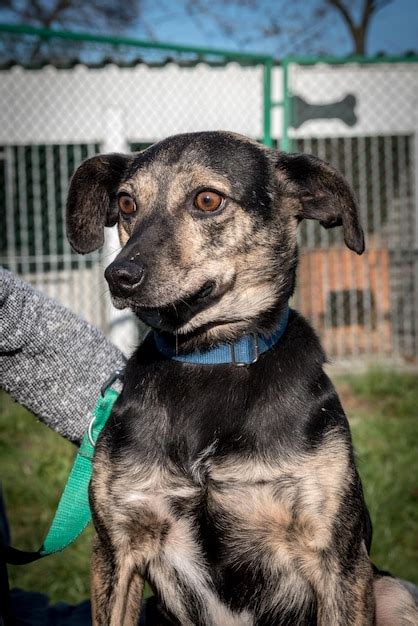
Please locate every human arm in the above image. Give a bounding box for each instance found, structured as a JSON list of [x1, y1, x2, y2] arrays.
[[0, 268, 125, 443]]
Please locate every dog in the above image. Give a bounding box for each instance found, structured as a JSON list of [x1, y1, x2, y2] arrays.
[[66, 131, 418, 625]]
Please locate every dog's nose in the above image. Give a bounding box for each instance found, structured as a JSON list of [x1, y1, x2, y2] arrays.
[[105, 260, 145, 298]]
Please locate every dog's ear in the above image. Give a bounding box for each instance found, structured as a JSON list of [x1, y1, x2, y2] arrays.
[[66, 153, 133, 254], [276, 152, 365, 254]]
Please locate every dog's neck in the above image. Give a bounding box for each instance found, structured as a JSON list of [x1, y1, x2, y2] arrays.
[[152, 302, 290, 360]]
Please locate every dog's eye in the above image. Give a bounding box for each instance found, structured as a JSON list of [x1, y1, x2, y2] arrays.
[[194, 191, 224, 212], [118, 194, 136, 215]]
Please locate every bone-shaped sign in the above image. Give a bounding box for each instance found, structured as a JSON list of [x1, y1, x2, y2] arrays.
[[291, 94, 357, 128]]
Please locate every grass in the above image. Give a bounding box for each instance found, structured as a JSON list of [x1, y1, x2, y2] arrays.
[[0, 367, 417, 606], [338, 368, 418, 583], [0, 394, 94, 605]]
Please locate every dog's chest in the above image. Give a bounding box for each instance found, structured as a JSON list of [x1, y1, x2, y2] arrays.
[[92, 432, 349, 623], [92, 422, 350, 626]]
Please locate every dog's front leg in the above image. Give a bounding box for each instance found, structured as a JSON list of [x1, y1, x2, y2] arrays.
[[91, 534, 144, 626], [316, 556, 375, 626]]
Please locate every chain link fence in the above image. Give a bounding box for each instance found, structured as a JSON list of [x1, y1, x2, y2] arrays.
[[1, 25, 417, 366], [284, 58, 418, 365]]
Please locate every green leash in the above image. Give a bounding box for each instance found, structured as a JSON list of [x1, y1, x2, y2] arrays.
[[1, 382, 120, 565]]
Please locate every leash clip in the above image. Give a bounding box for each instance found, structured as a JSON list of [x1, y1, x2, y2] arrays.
[[230, 334, 259, 366], [87, 413, 98, 447], [87, 369, 125, 447], [100, 368, 125, 397]]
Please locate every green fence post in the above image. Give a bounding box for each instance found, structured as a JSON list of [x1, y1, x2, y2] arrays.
[[262, 58, 273, 147], [281, 58, 291, 153]]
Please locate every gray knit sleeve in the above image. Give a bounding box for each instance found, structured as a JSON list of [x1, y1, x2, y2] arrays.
[[0, 268, 125, 443]]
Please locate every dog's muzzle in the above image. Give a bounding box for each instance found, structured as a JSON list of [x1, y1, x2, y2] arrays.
[[105, 260, 145, 299]]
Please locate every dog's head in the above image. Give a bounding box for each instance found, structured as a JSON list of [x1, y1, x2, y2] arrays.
[[67, 131, 363, 345]]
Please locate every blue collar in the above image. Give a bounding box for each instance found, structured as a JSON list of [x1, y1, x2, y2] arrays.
[[153, 305, 290, 366]]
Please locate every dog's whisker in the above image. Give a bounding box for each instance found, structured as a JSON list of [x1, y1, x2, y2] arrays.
[[177, 298, 193, 312]]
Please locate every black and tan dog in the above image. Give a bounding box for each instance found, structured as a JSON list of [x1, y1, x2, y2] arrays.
[[67, 132, 418, 625]]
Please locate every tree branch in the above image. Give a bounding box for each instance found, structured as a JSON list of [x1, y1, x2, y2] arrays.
[[327, 0, 358, 43]]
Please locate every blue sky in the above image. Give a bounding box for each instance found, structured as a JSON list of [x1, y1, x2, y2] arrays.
[[368, 0, 418, 54], [132, 0, 418, 57]]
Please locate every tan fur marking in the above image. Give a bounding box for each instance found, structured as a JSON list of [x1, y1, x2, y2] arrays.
[[118, 221, 130, 245], [91, 535, 144, 626], [211, 433, 351, 591], [119, 171, 159, 216]]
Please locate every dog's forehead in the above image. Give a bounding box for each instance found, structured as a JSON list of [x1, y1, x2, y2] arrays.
[[124, 132, 271, 195]]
